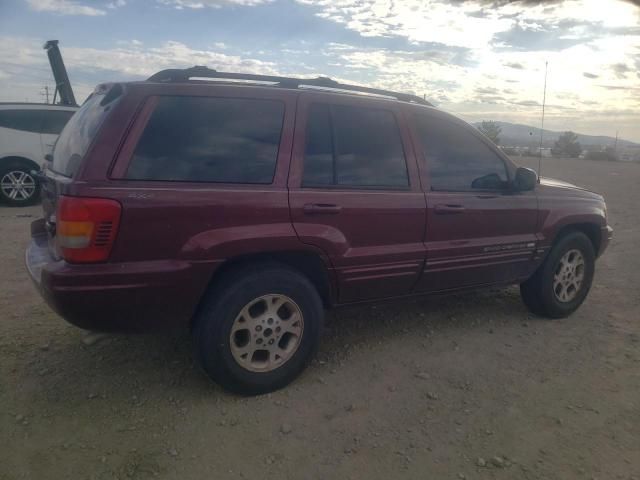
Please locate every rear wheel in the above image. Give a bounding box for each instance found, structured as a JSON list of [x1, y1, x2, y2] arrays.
[[0, 162, 40, 206], [192, 263, 323, 395], [520, 231, 595, 318]]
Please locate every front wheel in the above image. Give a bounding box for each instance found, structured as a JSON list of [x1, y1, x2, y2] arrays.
[[192, 263, 323, 395], [520, 231, 595, 318], [0, 163, 40, 206]]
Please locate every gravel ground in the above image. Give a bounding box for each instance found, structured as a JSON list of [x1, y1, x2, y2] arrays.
[[1, 156, 639, 480]]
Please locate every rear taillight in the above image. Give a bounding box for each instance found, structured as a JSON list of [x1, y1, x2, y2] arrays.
[[56, 196, 121, 263]]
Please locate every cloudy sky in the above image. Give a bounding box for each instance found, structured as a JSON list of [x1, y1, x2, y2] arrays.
[[1, 0, 639, 141]]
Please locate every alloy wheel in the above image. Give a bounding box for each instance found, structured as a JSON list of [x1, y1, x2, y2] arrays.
[[1, 170, 37, 202], [229, 294, 304, 372], [553, 249, 585, 303]]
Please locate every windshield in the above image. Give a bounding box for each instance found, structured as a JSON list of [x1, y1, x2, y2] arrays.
[[52, 92, 114, 177]]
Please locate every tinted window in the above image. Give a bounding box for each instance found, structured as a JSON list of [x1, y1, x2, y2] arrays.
[[414, 115, 508, 191], [126, 96, 285, 184], [303, 104, 334, 186], [302, 103, 408, 188], [53, 94, 115, 177], [41, 110, 75, 135], [0, 110, 43, 133]]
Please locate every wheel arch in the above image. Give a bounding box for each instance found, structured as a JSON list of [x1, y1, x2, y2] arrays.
[[552, 222, 601, 256], [205, 250, 336, 309], [0, 155, 41, 172]]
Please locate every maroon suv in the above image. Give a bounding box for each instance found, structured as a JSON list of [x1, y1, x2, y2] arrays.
[[26, 67, 612, 394]]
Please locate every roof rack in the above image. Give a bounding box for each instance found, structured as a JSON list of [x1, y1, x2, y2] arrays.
[[147, 66, 433, 106]]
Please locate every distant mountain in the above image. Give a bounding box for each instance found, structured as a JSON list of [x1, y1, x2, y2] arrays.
[[472, 121, 639, 149]]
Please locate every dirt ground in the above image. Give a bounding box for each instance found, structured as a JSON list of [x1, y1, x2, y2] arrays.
[[1, 156, 638, 480]]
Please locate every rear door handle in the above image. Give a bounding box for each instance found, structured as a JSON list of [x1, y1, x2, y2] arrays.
[[434, 204, 465, 214], [303, 203, 342, 215]]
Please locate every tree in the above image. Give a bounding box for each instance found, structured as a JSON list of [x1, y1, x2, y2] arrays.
[[552, 131, 582, 158], [478, 121, 501, 145]]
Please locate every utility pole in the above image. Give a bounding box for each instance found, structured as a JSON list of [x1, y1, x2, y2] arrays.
[[41, 85, 50, 104], [614, 130, 619, 153]]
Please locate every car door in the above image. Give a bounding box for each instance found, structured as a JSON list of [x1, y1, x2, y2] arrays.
[[288, 93, 427, 303], [409, 110, 539, 293], [0, 108, 46, 162]]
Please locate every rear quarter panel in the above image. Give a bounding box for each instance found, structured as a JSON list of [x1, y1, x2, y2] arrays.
[[64, 84, 334, 325]]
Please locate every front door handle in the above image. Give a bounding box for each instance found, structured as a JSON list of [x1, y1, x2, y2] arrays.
[[303, 203, 342, 215], [434, 204, 465, 214]]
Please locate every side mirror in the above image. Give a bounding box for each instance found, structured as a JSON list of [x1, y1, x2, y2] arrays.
[[44, 153, 53, 162], [514, 167, 537, 191]]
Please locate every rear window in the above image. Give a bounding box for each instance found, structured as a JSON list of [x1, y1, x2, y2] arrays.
[[52, 94, 114, 177], [125, 96, 285, 184]]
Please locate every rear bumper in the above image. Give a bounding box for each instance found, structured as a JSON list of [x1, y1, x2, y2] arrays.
[[26, 225, 218, 333]]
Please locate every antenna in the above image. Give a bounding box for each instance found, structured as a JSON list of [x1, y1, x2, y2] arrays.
[[538, 61, 548, 181]]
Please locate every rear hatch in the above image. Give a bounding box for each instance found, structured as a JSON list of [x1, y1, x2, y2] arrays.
[[41, 84, 123, 258]]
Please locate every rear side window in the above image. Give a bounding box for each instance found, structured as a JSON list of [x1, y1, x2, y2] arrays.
[[0, 110, 43, 133], [53, 93, 115, 177], [414, 114, 509, 191], [126, 96, 285, 184], [41, 110, 74, 135], [302, 103, 408, 188]]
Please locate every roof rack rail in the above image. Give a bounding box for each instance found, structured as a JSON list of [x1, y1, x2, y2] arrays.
[[147, 66, 433, 106]]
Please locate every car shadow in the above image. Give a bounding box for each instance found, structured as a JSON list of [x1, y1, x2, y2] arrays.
[[36, 286, 530, 402]]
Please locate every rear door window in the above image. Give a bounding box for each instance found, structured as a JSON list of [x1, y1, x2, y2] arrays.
[[302, 103, 408, 188], [0, 110, 43, 133], [126, 96, 285, 184], [414, 114, 509, 191]]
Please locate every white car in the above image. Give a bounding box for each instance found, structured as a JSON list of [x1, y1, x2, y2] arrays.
[[0, 103, 77, 206]]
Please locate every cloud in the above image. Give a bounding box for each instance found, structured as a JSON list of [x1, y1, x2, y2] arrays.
[[107, 0, 126, 7], [296, 0, 513, 48], [611, 62, 630, 78], [158, 0, 272, 8], [0, 36, 278, 102], [513, 100, 541, 106], [296, 0, 640, 51], [26, 0, 107, 15], [3, 0, 640, 141], [475, 87, 500, 94], [597, 84, 635, 90]]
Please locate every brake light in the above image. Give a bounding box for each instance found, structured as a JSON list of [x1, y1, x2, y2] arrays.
[[56, 196, 121, 263]]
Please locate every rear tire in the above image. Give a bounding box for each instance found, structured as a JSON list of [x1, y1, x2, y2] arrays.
[[520, 231, 595, 318], [192, 263, 323, 395], [0, 162, 40, 206]]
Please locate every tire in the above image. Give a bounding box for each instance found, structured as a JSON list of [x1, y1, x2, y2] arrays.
[[0, 162, 40, 206], [520, 231, 595, 318], [192, 262, 324, 395]]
